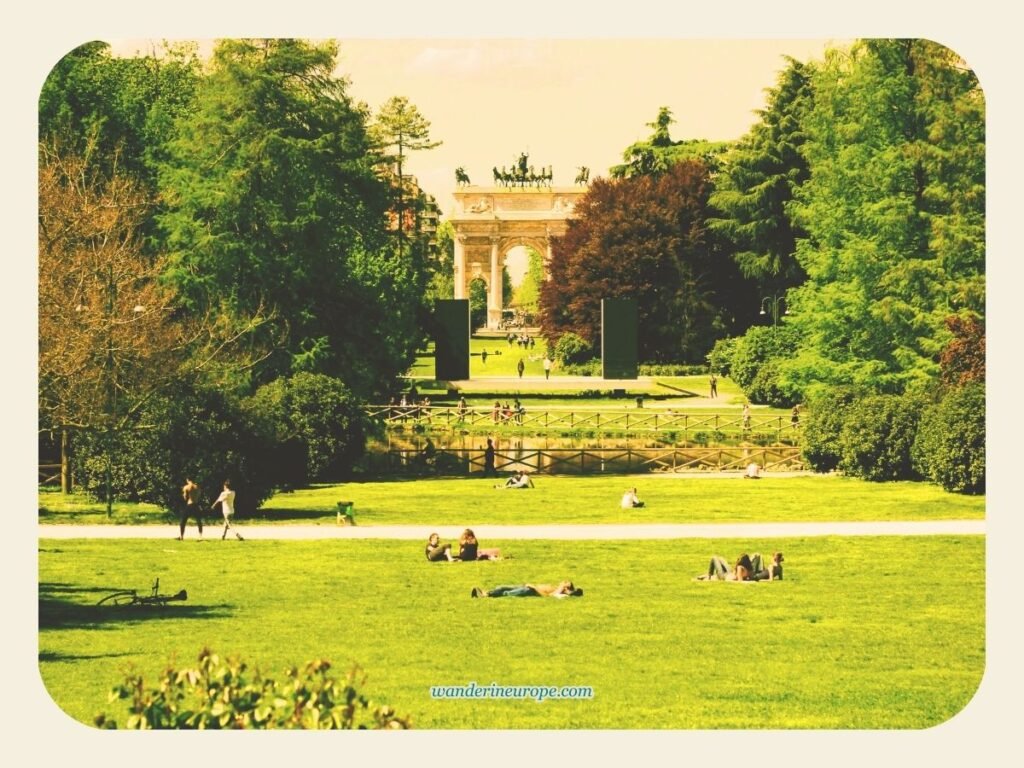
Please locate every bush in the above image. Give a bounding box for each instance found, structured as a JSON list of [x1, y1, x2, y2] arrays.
[[560, 359, 601, 376], [802, 388, 861, 472], [729, 325, 801, 403], [746, 361, 800, 408], [244, 373, 367, 486], [74, 381, 277, 515], [912, 383, 985, 494], [838, 393, 926, 481], [638, 363, 709, 376], [95, 648, 410, 730], [706, 336, 739, 378], [554, 332, 593, 366]]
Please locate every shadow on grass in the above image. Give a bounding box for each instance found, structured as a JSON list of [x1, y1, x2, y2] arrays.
[[38, 650, 135, 663], [39, 582, 235, 630], [38, 508, 174, 525]]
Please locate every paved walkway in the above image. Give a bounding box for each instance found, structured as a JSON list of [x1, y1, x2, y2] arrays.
[[38, 520, 985, 540]]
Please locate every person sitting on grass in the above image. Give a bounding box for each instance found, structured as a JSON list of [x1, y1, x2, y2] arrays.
[[496, 470, 534, 489], [425, 532, 455, 562], [620, 487, 644, 509], [744, 462, 762, 479], [694, 552, 784, 581], [471, 581, 583, 598], [457, 528, 502, 561]]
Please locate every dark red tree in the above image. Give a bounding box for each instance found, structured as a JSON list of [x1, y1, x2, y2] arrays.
[[939, 314, 985, 389], [539, 160, 754, 363]]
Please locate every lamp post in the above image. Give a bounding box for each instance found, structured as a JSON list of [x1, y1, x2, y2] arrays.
[[760, 295, 788, 327]]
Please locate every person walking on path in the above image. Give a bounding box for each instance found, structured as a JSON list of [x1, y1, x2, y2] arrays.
[[543, 356, 552, 380], [742, 403, 751, 431], [791, 404, 801, 430], [709, 373, 718, 398], [517, 358, 525, 378], [212, 480, 244, 541], [179, 478, 204, 540]]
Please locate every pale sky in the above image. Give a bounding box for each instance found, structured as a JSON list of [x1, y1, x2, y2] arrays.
[[110, 38, 844, 217]]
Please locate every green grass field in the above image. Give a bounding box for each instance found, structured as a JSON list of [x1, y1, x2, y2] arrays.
[[38, 535, 984, 729], [39, 475, 985, 526]]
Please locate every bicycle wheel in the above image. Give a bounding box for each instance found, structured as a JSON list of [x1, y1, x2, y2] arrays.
[[96, 591, 137, 606]]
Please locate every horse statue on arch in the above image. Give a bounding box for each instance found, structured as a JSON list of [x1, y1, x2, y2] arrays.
[[455, 167, 471, 186], [574, 166, 590, 186]]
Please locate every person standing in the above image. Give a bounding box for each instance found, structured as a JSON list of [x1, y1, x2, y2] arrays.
[[517, 358, 525, 378], [179, 478, 204, 540], [481, 349, 488, 365], [543, 356, 552, 380], [709, 373, 718, 398], [483, 438, 497, 477], [742, 403, 751, 431], [212, 479, 243, 541], [791, 404, 801, 430]]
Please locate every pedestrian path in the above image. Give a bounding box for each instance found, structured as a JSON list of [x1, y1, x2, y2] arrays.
[[38, 519, 985, 541]]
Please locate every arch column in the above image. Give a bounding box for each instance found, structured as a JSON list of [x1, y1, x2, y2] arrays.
[[487, 236, 502, 329], [544, 232, 553, 281], [453, 235, 467, 299]]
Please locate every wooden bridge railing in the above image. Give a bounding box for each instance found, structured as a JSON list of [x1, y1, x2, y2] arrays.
[[366, 405, 798, 441], [360, 445, 804, 477]]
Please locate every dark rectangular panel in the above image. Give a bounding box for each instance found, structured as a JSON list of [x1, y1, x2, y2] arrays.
[[602, 298, 638, 380], [434, 299, 471, 381]]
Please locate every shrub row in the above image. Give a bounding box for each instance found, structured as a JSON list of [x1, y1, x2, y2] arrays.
[[73, 373, 366, 514], [801, 383, 984, 493]]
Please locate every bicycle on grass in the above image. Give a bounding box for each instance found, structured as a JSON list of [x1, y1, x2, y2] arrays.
[[96, 578, 188, 607]]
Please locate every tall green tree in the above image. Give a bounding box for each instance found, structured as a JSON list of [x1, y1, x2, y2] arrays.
[[39, 41, 200, 189], [157, 39, 427, 396], [425, 220, 455, 301], [512, 248, 544, 314], [783, 40, 985, 396], [610, 107, 730, 178], [708, 56, 813, 291], [370, 96, 442, 248]]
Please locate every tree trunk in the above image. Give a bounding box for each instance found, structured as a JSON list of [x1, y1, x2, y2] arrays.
[[60, 428, 72, 494]]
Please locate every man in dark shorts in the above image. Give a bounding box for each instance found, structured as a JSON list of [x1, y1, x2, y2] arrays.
[[179, 478, 204, 540]]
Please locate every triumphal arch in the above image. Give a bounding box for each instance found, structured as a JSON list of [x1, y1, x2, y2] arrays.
[[449, 177, 587, 329]]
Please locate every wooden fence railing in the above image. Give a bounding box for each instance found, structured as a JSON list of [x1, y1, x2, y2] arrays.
[[365, 405, 799, 441], [360, 445, 804, 477]]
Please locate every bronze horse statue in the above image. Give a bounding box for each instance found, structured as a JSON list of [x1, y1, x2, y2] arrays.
[[455, 167, 471, 186]]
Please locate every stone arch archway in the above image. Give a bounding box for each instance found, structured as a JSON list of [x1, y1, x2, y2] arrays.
[[450, 185, 586, 329]]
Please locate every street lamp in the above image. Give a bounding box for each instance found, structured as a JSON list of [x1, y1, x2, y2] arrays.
[[760, 295, 788, 327]]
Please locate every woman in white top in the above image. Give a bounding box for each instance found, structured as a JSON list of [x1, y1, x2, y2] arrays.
[[212, 480, 244, 540]]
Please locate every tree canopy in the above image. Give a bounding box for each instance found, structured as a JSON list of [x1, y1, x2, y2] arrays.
[[540, 161, 753, 363], [782, 39, 985, 396]]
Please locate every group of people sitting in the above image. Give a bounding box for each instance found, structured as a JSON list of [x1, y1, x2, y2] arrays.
[[425, 530, 584, 599], [694, 551, 784, 582], [425, 529, 503, 562]]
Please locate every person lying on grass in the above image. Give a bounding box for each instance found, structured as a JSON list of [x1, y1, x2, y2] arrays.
[[471, 581, 583, 598], [496, 470, 535, 489], [694, 552, 784, 581], [425, 532, 455, 562], [457, 528, 503, 561]]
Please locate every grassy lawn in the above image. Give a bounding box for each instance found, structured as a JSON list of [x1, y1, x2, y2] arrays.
[[39, 475, 985, 526], [38, 535, 984, 729]]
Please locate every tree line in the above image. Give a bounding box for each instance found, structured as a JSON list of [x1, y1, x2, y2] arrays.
[[38, 39, 444, 509]]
